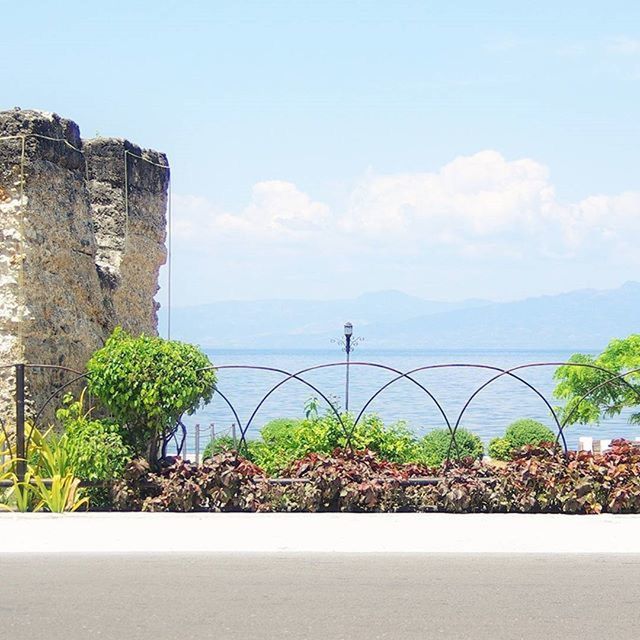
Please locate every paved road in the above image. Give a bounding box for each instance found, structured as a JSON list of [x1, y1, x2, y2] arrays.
[[2, 554, 639, 639]]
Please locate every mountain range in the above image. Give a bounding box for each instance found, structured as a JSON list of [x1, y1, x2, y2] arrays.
[[160, 281, 640, 351]]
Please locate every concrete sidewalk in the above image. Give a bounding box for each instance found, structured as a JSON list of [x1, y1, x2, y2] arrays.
[[2, 512, 640, 553]]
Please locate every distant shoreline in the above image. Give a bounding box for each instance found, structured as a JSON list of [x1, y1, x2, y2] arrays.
[[202, 347, 598, 355]]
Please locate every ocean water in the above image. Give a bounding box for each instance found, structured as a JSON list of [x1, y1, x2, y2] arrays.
[[178, 348, 638, 452]]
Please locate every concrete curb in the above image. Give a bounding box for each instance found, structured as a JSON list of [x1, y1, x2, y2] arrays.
[[2, 512, 640, 553]]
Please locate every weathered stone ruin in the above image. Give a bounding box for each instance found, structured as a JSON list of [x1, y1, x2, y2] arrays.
[[0, 108, 169, 425]]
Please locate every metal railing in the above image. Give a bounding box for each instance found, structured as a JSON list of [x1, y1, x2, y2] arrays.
[[1, 359, 640, 484]]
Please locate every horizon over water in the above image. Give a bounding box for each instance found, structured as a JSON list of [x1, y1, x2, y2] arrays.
[[177, 347, 637, 453]]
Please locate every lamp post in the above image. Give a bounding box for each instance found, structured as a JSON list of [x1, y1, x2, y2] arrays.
[[344, 322, 353, 412], [332, 322, 362, 412]]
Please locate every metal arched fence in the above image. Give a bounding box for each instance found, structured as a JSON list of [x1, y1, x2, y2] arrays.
[[2, 358, 640, 484]]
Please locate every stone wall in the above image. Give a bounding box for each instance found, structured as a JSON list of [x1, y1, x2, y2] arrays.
[[0, 109, 169, 426]]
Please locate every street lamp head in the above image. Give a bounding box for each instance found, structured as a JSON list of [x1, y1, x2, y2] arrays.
[[344, 322, 353, 338]]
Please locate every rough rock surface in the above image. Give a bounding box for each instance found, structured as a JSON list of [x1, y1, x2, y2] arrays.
[[0, 108, 169, 426]]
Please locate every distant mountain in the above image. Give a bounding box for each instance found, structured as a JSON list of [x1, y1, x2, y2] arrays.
[[160, 290, 488, 347], [363, 281, 640, 350], [160, 282, 640, 351]]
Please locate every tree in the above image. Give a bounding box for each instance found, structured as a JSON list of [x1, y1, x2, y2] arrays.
[[86, 328, 216, 466], [553, 335, 640, 427]]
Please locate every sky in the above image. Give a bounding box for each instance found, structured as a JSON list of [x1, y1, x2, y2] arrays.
[[2, 1, 640, 306]]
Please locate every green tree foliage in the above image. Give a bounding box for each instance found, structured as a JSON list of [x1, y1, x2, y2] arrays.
[[419, 428, 484, 467], [553, 335, 640, 426], [488, 418, 555, 461], [86, 328, 216, 465]]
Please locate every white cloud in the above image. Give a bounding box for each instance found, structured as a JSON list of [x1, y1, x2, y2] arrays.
[[343, 151, 555, 242], [174, 181, 330, 245], [173, 151, 640, 265]]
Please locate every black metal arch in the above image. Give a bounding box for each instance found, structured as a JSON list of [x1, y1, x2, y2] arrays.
[[198, 359, 640, 462], [448, 364, 566, 453], [200, 364, 347, 450], [23, 365, 89, 458], [33, 372, 90, 423], [349, 362, 566, 458], [3, 357, 639, 475]]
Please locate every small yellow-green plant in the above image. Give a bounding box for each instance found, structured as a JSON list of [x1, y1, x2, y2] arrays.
[[0, 424, 88, 513], [31, 474, 89, 513]]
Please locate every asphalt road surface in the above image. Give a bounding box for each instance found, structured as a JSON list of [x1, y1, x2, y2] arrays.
[[1, 553, 639, 639]]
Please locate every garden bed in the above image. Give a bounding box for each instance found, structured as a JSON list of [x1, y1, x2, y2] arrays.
[[108, 440, 640, 515]]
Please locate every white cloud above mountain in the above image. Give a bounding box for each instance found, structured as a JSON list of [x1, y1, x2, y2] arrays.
[[173, 150, 640, 265]]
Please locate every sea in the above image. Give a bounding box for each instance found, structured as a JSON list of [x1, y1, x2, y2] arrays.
[[177, 348, 637, 453]]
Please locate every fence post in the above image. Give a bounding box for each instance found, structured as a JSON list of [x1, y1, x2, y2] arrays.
[[210, 422, 215, 443], [15, 363, 26, 483], [195, 424, 200, 464], [232, 423, 237, 447]]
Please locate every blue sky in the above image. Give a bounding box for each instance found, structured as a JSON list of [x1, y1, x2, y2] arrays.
[[3, 1, 640, 305]]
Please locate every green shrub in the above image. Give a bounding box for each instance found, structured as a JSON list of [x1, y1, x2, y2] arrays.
[[488, 437, 513, 461], [86, 328, 216, 466], [202, 434, 237, 460], [260, 418, 307, 447], [56, 393, 132, 508], [489, 419, 556, 461], [248, 413, 421, 475], [248, 418, 309, 474], [346, 415, 421, 464], [419, 428, 484, 466], [505, 419, 555, 449]]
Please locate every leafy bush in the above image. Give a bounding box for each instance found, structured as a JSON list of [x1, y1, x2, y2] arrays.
[[487, 440, 640, 514], [419, 428, 484, 466], [202, 434, 237, 460], [434, 458, 504, 513], [505, 419, 555, 449], [248, 417, 325, 475], [279, 449, 434, 512], [109, 440, 640, 514], [488, 437, 511, 461], [112, 452, 270, 512], [86, 328, 216, 465], [248, 413, 421, 475], [599, 440, 640, 513], [56, 393, 132, 508], [346, 416, 421, 464], [488, 419, 555, 461], [502, 444, 603, 513]]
